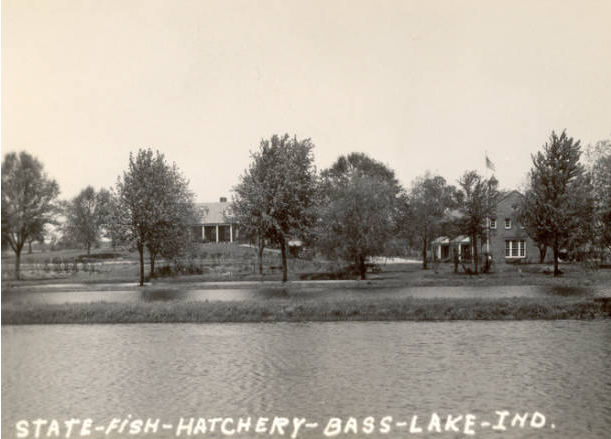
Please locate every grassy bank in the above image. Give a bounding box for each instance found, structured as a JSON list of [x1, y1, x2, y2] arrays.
[[3, 297, 610, 324], [4, 243, 611, 289]]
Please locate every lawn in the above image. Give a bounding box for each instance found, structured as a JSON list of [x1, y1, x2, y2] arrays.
[[1, 243, 331, 284], [3, 243, 611, 289]]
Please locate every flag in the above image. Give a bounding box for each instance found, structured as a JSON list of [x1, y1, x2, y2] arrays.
[[485, 153, 495, 172]]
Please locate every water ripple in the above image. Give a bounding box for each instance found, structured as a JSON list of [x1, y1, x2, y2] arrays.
[[2, 321, 610, 438]]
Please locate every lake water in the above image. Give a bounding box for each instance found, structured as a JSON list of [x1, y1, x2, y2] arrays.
[[2, 320, 610, 438], [3, 284, 611, 305]]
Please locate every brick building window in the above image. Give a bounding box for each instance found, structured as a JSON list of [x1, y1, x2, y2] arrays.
[[490, 219, 497, 229], [505, 218, 512, 229], [505, 240, 525, 258]]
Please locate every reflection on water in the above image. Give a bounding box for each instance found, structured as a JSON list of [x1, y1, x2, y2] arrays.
[[2, 321, 610, 438], [3, 284, 611, 305]]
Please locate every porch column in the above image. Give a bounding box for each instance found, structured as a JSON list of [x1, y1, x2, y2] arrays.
[[229, 224, 233, 243], [202, 226, 205, 241], [216, 225, 219, 243]]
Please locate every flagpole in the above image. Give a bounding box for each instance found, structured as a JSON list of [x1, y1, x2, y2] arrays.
[[485, 151, 490, 256]]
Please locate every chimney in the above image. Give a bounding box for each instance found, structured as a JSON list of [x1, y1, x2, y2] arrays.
[[219, 197, 227, 203]]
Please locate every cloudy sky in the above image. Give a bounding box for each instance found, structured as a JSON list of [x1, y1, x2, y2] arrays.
[[3, 0, 610, 201]]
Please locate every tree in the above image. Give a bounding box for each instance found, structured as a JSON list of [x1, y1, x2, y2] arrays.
[[456, 170, 499, 274], [518, 183, 551, 263], [232, 174, 272, 276], [111, 149, 195, 286], [317, 153, 401, 279], [317, 173, 398, 279], [104, 194, 125, 252], [407, 173, 457, 269], [144, 199, 197, 276], [1, 151, 60, 279], [233, 134, 318, 282], [585, 138, 611, 257], [322, 152, 403, 195], [63, 186, 111, 255], [527, 130, 594, 275], [26, 221, 46, 254]]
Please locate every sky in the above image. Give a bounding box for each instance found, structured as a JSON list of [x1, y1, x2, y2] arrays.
[[2, 0, 611, 202]]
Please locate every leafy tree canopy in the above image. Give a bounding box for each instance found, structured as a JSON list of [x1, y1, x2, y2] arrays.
[[584, 138, 611, 253], [317, 153, 401, 279], [2, 151, 60, 279], [526, 130, 594, 275], [111, 149, 195, 285], [456, 170, 499, 274], [63, 186, 111, 255], [407, 172, 458, 269], [233, 134, 318, 281], [321, 152, 402, 195]]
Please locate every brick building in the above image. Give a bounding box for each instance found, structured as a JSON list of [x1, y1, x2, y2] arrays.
[[487, 190, 551, 263], [433, 190, 553, 264]]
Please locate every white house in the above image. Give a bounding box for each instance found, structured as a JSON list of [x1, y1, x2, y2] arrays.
[[193, 197, 238, 243]]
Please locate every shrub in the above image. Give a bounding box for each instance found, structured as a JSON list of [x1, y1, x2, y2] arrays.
[[151, 259, 206, 278], [77, 253, 120, 262]]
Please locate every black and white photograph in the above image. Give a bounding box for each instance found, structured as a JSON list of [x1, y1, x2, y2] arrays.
[[2, 1, 610, 438]]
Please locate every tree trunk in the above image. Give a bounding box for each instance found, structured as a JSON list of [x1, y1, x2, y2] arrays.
[[15, 247, 22, 280], [138, 243, 145, 286], [538, 245, 547, 264], [472, 234, 479, 274], [453, 247, 459, 273], [258, 244, 264, 275], [150, 252, 156, 278], [280, 236, 288, 282], [422, 237, 428, 270], [553, 240, 560, 276], [359, 255, 367, 280], [28, 241, 32, 254]]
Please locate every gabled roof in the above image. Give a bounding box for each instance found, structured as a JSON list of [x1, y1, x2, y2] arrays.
[[451, 235, 470, 243], [494, 190, 524, 213], [432, 236, 450, 244], [444, 190, 524, 220], [497, 190, 523, 204], [194, 202, 235, 224]]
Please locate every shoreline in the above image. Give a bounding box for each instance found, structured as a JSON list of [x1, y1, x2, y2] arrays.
[[3, 297, 610, 325]]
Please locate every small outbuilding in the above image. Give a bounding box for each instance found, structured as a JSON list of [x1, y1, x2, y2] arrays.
[[432, 235, 472, 261]]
